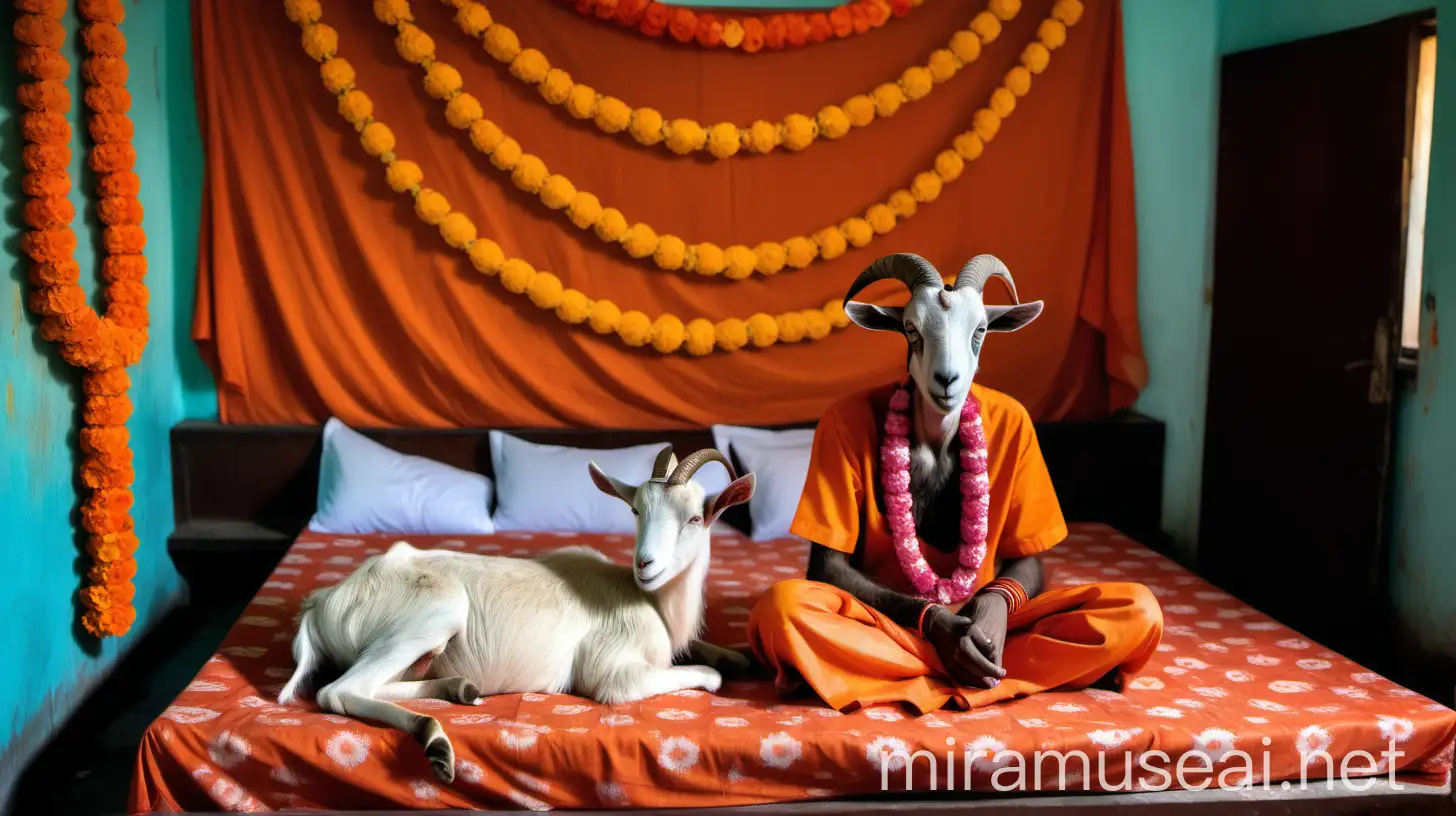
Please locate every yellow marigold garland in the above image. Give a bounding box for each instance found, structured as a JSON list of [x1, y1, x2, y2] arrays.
[[16, 0, 148, 639], [289, 0, 851, 354], [377, 0, 1082, 279], [430, 0, 1020, 160]]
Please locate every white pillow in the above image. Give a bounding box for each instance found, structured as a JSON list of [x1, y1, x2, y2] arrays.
[[711, 426, 815, 541], [490, 433, 664, 533], [309, 418, 494, 535]]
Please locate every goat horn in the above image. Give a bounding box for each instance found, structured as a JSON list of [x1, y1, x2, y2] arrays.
[[667, 449, 736, 487], [952, 254, 1020, 302], [651, 445, 677, 481], [842, 253, 946, 308]]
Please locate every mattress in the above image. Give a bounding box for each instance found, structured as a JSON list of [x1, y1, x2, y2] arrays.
[[130, 524, 1456, 812]]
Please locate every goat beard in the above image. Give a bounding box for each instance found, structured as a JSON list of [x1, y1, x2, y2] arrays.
[[905, 390, 958, 526]]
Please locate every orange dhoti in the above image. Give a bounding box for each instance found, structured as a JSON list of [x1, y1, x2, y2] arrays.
[[747, 579, 1164, 715]]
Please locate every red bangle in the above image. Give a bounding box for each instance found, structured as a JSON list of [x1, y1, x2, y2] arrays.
[[916, 602, 941, 638], [982, 577, 1028, 615]]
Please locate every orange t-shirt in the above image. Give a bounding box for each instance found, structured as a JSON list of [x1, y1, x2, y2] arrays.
[[789, 381, 1067, 599]]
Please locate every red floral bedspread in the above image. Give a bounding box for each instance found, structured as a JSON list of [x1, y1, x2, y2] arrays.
[[130, 524, 1455, 812]]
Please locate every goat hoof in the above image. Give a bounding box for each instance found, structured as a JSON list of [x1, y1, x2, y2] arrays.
[[452, 679, 483, 705], [425, 738, 456, 783]]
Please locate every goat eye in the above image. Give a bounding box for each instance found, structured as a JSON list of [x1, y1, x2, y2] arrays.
[[631, 508, 640, 516], [689, 515, 703, 526]]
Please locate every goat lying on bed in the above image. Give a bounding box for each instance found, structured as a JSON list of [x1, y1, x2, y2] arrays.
[[278, 447, 755, 782]]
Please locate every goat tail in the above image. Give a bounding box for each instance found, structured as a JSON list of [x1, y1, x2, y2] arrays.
[[278, 607, 323, 705]]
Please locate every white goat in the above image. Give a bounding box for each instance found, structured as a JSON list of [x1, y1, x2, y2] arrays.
[[278, 447, 756, 782]]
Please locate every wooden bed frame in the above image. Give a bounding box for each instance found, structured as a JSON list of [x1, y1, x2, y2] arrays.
[[166, 411, 1169, 598]]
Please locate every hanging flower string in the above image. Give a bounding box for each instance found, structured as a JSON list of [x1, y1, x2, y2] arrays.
[[15, 0, 148, 638], [428, 0, 1020, 160], [374, 0, 1082, 279], [289, 0, 850, 354], [559, 0, 914, 53], [881, 381, 989, 605]]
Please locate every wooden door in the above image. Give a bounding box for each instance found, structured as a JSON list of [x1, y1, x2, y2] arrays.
[[1200, 15, 1424, 669]]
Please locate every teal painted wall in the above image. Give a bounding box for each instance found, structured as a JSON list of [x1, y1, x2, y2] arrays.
[[0, 0, 193, 805], [1121, 0, 1222, 563]]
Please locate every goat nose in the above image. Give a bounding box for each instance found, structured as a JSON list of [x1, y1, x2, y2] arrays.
[[934, 371, 959, 388], [637, 557, 655, 571]]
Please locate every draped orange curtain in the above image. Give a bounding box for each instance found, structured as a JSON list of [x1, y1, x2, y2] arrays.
[[192, 0, 1143, 428]]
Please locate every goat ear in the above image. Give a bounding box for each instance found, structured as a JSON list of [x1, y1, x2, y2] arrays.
[[987, 300, 1043, 333], [844, 302, 905, 333], [588, 462, 637, 505], [706, 473, 755, 522]]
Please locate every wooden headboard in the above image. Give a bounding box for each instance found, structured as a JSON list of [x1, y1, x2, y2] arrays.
[[168, 414, 1168, 598]]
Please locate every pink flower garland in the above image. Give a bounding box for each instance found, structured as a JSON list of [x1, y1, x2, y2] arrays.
[[880, 381, 990, 604]]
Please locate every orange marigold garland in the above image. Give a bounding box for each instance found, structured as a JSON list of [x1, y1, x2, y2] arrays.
[[15, 0, 148, 639], [558, 0, 915, 52]]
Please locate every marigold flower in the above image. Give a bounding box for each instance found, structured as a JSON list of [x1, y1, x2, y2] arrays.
[[622, 223, 659, 259], [423, 63, 462, 100], [824, 299, 850, 329], [900, 66, 933, 101], [971, 12, 1001, 43], [556, 290, 590, 324], [1005, 66, 1032, 97], [715, 318, 748, 352], [373, 0, 412, 25], [445, 93, 483, 128], [101, 255, 147, 282], [88, 113, 133, 144], [468, 239, 505, 274], [564, 84, 598, 120], [593, 96, 631, 134], [499, 259, 537, 294], [723, 245, 757, 280], [685, 319, 715, 356], [23, 196, 74, 230], [439, 212, 477, 248], [616, 310, 652, 347], [511, 154, 549, 193], [839, 217, 873, 248], [589, 299, 622, 334], [694, 243, 726, 276], [740, 18, 765, 52], [776, 312, 808, 344], [85, 86, 130, 114], [30, 259, 80, 286], [17, 47, 70, 81], [813, 225, 848, 261], [23, 144, 69, 174], [395, 25, 435, 64], [754, 242, 787, 276], [664, 119, 706, 155], [84, 368, 131, 397], [935, 150, 965, 183], [22, 228, 76, 265], [414, 189, 450, 225], [650, 314, 685, 353], [653, 235, 686, 270], [456, 3, 493, 36], [84, 394, 132, 427], [29, 284, 85, 317], [803, 309, 832, 340], [783, 237, 818, 269], [21, 111, 69, 145], [843, 94, 876, 127], [593, 208, 628, 242], [973, 108, 1002, 142], [468, 120, 504, 154], [1022, 42, 1050, 74], [79, 0, 126, 25], [484, 23, 520, 61], [745, 120, 777, 154], [706, 123, 739, 159], [320, 58, 356, 93], [667, 9, 696, 43], [567, 192, 602, 229], [285, 0, 323, 24], [527, 271, 564, 309], [103, 225, 146, 254], [865, 203, 897, 235], [15, 14, 65, 49], [629, 108, 664, 146], [24, 171, 70, 198], [747, 313, 778, 348], [16, 80, 66, 116], [1039, 19, 1068, 49], [911, 171, 943, 204], [302, 23, 338, 60], [385, 160, 423, 192], [1052, 0, 1084, 26], [781, 114, 816, 151]]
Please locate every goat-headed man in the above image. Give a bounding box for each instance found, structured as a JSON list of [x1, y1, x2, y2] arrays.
[[748, 253, 1163, 714]]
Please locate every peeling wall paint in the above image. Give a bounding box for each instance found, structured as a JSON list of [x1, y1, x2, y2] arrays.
[[0, 1, 191, 807]]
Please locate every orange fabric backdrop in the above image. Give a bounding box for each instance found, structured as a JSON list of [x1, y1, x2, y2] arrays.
[[192, 0, 1143, 428]]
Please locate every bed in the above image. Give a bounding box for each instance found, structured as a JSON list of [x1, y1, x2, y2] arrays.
[[134, 418, 1456, 813], [132, 521, 1456, 812]]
